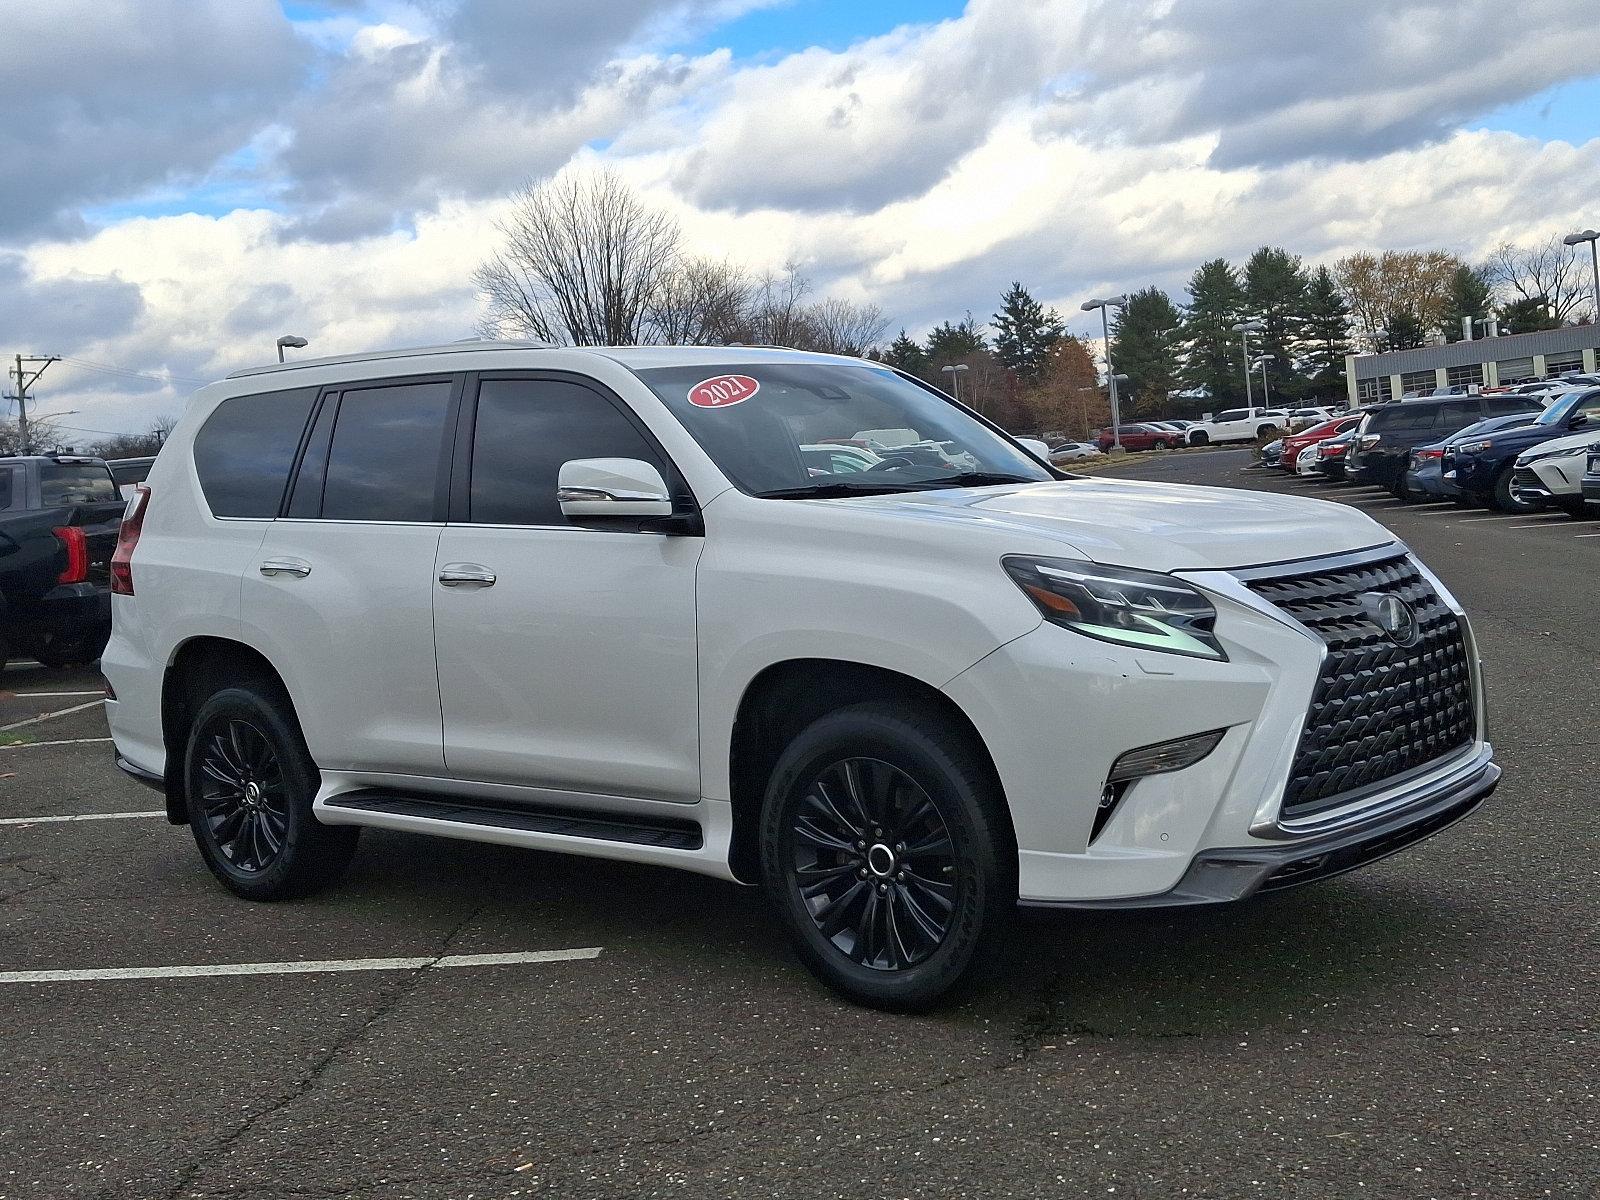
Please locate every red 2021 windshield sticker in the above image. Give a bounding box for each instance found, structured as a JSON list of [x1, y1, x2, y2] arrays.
[[688, 374, 760, 408]]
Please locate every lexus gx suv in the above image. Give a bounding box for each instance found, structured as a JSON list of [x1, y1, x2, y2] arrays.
[[105, 342, 1500, 1009]]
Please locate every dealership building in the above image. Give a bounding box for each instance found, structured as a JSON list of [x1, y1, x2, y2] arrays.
[[1344, 323, 1600, 407]]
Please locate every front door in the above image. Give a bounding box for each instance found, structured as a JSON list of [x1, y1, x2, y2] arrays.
[[434, 375, 703, 803]]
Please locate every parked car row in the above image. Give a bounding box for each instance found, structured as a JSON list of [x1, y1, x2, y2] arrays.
[[1262, 383, 1600, 518]]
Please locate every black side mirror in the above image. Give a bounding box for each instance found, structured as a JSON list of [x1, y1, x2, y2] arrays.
[[1570, 412, 1590, 429]]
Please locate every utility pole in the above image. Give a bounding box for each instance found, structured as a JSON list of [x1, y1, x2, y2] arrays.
[[8, 355, 60, 454]]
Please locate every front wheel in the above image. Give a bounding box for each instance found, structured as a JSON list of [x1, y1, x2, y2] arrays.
[[1189, 431, 1210, 446], [759, 703, 1015, 1011], [1152, 439, 1170, 450], [1491, 467, 1539, 514], [185, 684, 358, 900]]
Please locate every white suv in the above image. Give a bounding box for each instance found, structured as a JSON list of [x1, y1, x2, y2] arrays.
[[1185, 407, 1289, 445], [105, 343, 1500, 1009]]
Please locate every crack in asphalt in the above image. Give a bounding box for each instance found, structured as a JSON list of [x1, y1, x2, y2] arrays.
[[158, 896, 493, 1200], [0, 856, 64, 904]]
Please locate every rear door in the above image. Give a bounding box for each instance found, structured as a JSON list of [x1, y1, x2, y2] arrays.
[[433, 373, 703, 802], [242, 375, 459, 776]]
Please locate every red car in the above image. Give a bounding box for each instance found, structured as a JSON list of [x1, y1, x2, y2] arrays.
[[1278, 414, 1362, 470], [1096, 423, 1182, 452]]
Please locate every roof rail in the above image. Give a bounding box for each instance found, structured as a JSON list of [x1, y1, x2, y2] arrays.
[[226, 339, 560, 380]]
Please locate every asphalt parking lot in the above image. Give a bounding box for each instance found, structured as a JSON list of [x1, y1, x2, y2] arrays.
[[1, 451, 1595, 1200]]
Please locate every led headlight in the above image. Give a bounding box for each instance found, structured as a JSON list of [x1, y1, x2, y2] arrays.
[[1003, 557, 1227, 660], [1456, 439, 1494, 455], [1518, 445, 1583, 466]]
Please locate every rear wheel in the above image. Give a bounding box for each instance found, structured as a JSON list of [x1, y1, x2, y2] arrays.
[[185, 684, 358, 900], [1256, 424, 1278, 438], [1393, 474, 1416, 504], [759, 702, 1014, 1011]]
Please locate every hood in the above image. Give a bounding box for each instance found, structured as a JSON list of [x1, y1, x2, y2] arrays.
[[1517, 428, 1600, 461], [835, 477, 1392, 572]]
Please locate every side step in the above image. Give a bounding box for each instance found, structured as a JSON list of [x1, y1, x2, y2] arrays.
[[321, 790, 703, 851]]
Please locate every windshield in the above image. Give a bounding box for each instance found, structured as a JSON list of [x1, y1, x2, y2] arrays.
[[1538, 388, 1600, 426], [633, 362, 1052, 497]]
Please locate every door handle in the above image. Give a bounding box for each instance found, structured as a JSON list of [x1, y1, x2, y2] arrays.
[[259, 557, 312, 578], [438, 563, 496, 588]]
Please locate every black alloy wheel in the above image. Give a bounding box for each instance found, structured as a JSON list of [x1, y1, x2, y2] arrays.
[[788, 757, 957, 971], [185, 684, 358, 900], [196, 717, 290, 874], [760, 702, 1014, 1011]]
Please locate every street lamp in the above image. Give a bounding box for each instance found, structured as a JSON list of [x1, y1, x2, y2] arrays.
[[940, 362, 970, 405], [1082, 295, 1128, 449], [1251, 354, 1275, 407], [1562, 229, 1600, 321], [1231, 320, 1266, 406], [276, 335, 309, 363]]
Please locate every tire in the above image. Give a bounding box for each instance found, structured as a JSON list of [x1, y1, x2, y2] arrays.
[[1190, 431, 1210, 446], [1256, 425, 1278, 438], [1557, 497, 1591, 518], [758, 702, 1015, 1012], [1491, 467, 1539, 514], [184, 684, 358, 901], [32, 624, 109, 669], [1393, 474, 1416, 504], [1152, 439, 1169, 450]]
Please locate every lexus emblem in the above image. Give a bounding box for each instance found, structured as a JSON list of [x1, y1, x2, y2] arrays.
[[1362, 592, 1420, 647]]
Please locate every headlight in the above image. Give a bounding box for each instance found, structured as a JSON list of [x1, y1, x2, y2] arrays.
[[1003, 557, 1227, 660], [1518, 446, 1582, 466], [1457, 439, 1494, 455]]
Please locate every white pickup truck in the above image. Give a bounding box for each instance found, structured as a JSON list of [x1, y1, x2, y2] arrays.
[[1184, 407, 1289, 445]]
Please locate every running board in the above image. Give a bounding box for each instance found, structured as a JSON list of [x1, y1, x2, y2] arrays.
[[321, 790, 703, 851]]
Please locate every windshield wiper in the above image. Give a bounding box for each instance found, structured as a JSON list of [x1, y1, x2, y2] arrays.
[[917, 471, 1041, 488], [757, 481, 925, 499]]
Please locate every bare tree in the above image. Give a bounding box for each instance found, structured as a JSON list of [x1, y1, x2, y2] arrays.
[[733, 263, 819, 348], [1483, 237, 1587, 325], [475, 170, 683, 345], [809, 297, 890, 356], [645, 256, 751, 345], [87, 415, 178, 459]]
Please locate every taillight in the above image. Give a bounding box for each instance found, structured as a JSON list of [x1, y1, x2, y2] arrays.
[[53, 526, 89, 585], [1417, 448, 1444, 461], [110, 484, 150, 596], [1359, 434, 1381, 449]]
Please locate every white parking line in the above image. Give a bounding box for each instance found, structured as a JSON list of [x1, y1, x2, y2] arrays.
[[0, 810, 163, 826], [1575, 532, 1600, 538], [1459, 515, 1514, 523], [0, 947, 604, 985], [0, 700, 103, 732], [1505, 519, 1572, 528]]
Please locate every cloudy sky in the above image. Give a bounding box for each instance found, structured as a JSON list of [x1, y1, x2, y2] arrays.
[[5, 0, 1600, 439]]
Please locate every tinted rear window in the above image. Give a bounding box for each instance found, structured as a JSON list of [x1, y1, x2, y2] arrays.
[[319, 380, 453, 522], [40, 463, 117, 504], [1368, 405, 1441, 433], [194, 388, 318, 518]]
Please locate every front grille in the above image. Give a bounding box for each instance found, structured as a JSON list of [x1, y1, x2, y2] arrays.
[[1512, 466, 1549, 496], [1241, 550, 1476, 819]]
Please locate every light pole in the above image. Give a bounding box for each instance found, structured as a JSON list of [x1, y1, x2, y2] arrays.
[[1231, 320, 1265, 406], [1563, 229, 1600, 321], [276, 335, 308, 363], [1251, 354, 1275, 407], [940, 362, 970, 406], [1081, 295, 1127, 449]]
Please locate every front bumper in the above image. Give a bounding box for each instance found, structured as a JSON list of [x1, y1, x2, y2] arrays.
[[1034, 745, 1499, 907]]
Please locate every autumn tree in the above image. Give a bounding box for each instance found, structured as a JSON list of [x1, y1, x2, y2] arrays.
[[1333, 250, 1461, 351], [1022, 335, 1104, 438]]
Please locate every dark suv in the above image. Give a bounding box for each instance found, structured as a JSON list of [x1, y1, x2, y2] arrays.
[[1346, 395, 1542, 494], [1443, 387, 1600, 511]]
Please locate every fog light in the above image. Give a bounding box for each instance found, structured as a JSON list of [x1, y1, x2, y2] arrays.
[[1107, 729, 1227, 784]]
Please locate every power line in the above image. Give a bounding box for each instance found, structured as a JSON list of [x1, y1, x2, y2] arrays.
[[55, 357, 209, 387]]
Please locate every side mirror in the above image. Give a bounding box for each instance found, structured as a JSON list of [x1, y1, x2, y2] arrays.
[[1017, 437, 1051, 461], [1569, 411, 1590, 429], [558, 458, 673, 519]]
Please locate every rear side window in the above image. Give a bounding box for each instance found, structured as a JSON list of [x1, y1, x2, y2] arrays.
[[1486, 398, 1540, 416], [1369, 405, 1438, 434], [319, 381, 454, 523], [1432, 401, 1480, 433], [468, 378, 668, 526], [1215, 410, 1247, 422], [41, 463, 118, 504], [194, 388, 318, 518]]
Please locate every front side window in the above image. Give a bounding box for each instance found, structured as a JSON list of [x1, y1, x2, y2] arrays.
[[1537, 388, 1600, 427], [1215, 410, 1247, 423], [40, 463, 117, 505], [193, 387, 318, 518], [469, 378, 669, 525], [320, 381, 453, 522], [633, 362, 1050, 498]]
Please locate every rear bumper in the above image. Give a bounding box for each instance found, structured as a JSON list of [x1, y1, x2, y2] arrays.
[[2, 583, 111, 638], [1031, 745, 1499, 908]]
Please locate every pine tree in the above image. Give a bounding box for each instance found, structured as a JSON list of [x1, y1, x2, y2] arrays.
[[1181, 258, 1248, 407], [924, 313, 988, 364], [1109, 287, 1183, 417], [991, 282, 1064, 380], [881, 329, 928, 374], [1243, 246, 1310, 402], [1498, 295, 1560, 334], [1301, 265, 1353, 399], [1441, 265, 1494, 342], [1381, 308, 1427, 351]]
